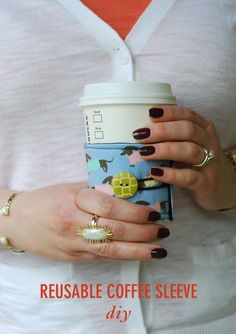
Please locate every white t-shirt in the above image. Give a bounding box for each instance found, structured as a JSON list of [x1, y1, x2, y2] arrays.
[[0, 1, 236, 333]]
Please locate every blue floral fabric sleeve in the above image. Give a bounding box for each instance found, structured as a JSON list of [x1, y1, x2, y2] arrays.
[[84, 143, 173, 220]]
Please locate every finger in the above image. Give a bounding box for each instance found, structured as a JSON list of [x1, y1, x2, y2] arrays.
[[76, 188, 161, 223], [60, 250, 130, 262], [54, 234, 132, 261], [63, 252, 126, 262], [56, 211, 168, 260], [139, 142, 206, 165], [50, 250, 106, 262], [149, 105, 209, 129], [132, 121, 209, 147], [73, 209, 169, 242], [89, 240, 167, 260], [150, 166, 205, 191]]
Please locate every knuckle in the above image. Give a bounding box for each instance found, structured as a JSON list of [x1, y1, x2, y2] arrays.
[[188, 109, 197, 122], [57, 206, 76, 223], [131, 246, 146, 260], [141, 228, 156, 242], [162, 142, 174, 156], [170, 168, 179, 184], [188, 143, 201, 157], [108, 222, 125, 238], [76, 188, 85, 203], [206, 119, 216, 133], [54, 207, 76, 236], [135, 204, 149, 222], [158, 123, 168, 138], [185, 171, 197, 186], [97, 243, 118, 258], [97, 195, 113, 217], [59, 185, 79, 205], [184, 121, 195, 138], [161, 105, 171, 114], [76, 188, 91, 205]]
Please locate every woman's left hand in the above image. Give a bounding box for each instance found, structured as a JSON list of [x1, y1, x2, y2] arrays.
[[132, 105, 236, 211]]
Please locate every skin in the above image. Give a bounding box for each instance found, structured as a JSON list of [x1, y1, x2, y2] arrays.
[[0, 183, 166, 261], [136, 105, 236, 210], [0, 105, 235, 261]]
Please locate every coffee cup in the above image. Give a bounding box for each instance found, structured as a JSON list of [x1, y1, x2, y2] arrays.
[[80, 81, 176, 221], [79, 81, 176, 144]]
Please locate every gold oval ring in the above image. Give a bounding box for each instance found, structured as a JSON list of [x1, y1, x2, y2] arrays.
[[76, 214, 113, 243]]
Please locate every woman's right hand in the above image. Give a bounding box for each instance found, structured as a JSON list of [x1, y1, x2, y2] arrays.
[[0, 183, 169, 261]]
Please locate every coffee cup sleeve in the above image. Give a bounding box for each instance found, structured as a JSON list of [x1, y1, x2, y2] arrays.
[[84, 143, 173, 221]]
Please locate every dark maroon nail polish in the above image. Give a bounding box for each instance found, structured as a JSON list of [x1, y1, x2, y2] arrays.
[[151, 248, 167, 259], [148, 211, 161, 221], [149, 108, 164, 118], [158, 228, 170, 239], [151, 167, 164, 176], [132, 127, 150, 140], [139, 146, 155, 156]]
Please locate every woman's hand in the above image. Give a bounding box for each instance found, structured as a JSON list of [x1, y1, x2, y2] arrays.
[[0, 183, 169, 261], [132, 105, 236, 211]]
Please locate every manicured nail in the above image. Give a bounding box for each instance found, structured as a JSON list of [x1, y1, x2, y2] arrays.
[[149, 108, 164, 118], [151, 248, 167, 259], [148, 211, 161, 221], [132, 127, 150, 140], [158, 228, 170, 239], [139, 146, 155, 156], [151, 167, 164, 176]]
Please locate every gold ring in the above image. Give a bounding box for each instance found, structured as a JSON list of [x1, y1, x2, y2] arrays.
[[76, 214, 113, 243]]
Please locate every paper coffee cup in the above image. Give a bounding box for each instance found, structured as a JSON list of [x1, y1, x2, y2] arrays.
[[79, 82, 176, 144]]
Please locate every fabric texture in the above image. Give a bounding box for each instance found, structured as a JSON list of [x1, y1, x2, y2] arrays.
[[81, 0, 151, 39], [85, 143, 173, 220], [0, 0, 236, 333]]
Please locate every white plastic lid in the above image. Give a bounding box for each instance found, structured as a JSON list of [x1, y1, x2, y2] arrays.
[[79, 81, 176, 106]]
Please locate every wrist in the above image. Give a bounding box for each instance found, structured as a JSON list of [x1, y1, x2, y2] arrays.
[[0, 189, 17, 204], [0, 190, 26, 253], [0, 189, 17, 228]]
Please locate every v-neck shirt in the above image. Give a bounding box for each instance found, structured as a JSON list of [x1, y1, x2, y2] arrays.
[[81, 0, 151, 39]]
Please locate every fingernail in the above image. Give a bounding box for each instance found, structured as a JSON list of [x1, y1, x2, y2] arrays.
[[151, 248, 167, 259], [151, 167, 164, 176], [158, 228, 170, 239], [148, 211, 161, 221], [139, 146, 155, 156], [149, 108, 164, 118], [132, 127, 150, 140]]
